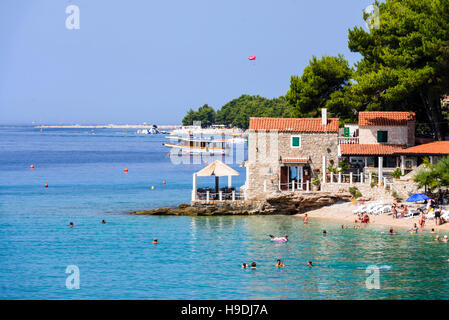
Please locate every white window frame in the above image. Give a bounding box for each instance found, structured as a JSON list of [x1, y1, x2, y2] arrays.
[[291, 135, 301, 149]]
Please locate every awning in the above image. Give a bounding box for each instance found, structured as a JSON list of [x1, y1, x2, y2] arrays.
[[196, 160, 239, 177], [340, 144, 405, 156], [282, 157, 308, 164]]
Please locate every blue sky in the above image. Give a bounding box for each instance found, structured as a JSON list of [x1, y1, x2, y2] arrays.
[[0, 0, 372, 125]]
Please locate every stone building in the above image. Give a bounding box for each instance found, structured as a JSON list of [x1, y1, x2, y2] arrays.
[[338, 111, 416, 184], [244, 109, 339, 200]]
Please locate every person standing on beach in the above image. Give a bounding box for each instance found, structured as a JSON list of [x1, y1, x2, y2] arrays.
[[435, 208, 442, 226], [303, 214, 309, 224]]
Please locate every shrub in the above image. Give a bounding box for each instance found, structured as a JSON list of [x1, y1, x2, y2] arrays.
[[349, 186, 362, 199], [392, 191, 399, 199], [370, 182, 376, 188], [391, 168, 403, 179]]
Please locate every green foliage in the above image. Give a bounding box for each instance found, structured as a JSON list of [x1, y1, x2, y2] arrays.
[[392, 191, 399, 199], [415, 156, 449, 191], [312, 177, 320, 186], [370, 182, 376, 188], [391, 168, 403, 179], [215, 95, 291, 129], [182, 104, 216, 127], [347, 0, 449, 140], [349, 186, 362, 199], [434, 156, 449, 187], [286, 55, 354, 119], [338, 159, 349, 174]]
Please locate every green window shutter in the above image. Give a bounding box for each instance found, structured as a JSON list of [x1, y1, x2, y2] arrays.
[[292, 136, 300, 147], [377, 131, 388, 143], [344, 127, 350, 137]]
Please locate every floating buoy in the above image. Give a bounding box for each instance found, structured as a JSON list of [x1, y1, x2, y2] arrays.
[[151, 186, 155, 190], [45, 183, 48, 188], [163, 180, 166, 185], [30, 164, 35, 169], [124, 168, 129, 172], [204, 161, 208, 164]]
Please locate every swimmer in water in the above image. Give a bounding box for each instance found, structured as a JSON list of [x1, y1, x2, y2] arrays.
[[443, 235, 449, 243], [102, 220, 106, 224], [251, 262, 257, 269], [341, 225, 347, 229], [322, 230, 327, 235], [435, 235, 440, 242], [409, 223, 418, 233], [307, 261, 313, 267], [241, 263, 248, 269], [275, 259, 285, 267], [303, 214, 309, 224], [382, 228, 395, 235], [430, 228, 436, 234], [152, 238, 158, 244], [69, 222, 74, 228]]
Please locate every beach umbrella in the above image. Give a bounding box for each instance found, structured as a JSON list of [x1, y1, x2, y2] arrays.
[[406, 193, 430, 202]]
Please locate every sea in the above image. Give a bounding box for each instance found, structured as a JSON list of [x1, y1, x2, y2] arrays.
[[1, 125, 448, 299]]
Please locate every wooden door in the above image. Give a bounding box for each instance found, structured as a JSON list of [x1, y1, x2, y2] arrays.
[[280, 166, 289, 191]]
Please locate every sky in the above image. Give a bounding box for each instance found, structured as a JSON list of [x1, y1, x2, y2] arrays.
[[0, 0, 373, 125]]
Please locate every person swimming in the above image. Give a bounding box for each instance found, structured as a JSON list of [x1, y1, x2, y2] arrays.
[[322, 230, 327, 235], [275, 259, 285, 267], [69, 222, 74, 228], [102, 220, 106, 224], [430, 228, 436, 234], [152, 238, 158, 244], [307, 261, 313, 267], [251, 262, 257, 269], [303, 214, 309, 224], [443, 235, 449, 243], [269, 234, 288, 242], [409, 223, 418, 234], [435, 235, 440, 242], [384, 228, 395, 235], [241, 263, 248, 269], [341, 225, 347, 229]]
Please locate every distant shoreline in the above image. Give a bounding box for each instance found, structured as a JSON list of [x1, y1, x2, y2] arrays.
[[35, 124, 182, 129]]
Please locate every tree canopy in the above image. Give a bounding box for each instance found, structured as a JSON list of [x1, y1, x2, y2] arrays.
[[215, 95, 291, 129], [182, 104, 216, 127], [286, 55, 354, 120], [346, 0, 449, 140]]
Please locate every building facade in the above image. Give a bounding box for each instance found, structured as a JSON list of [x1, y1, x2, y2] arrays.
[[245, 111, 339, 200]]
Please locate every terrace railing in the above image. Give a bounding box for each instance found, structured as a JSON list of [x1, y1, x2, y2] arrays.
[[338, 137, 360, 144]]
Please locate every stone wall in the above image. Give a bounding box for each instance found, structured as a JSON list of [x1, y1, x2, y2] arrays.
[[246, 130, 338, 200], [359, 125, 410, 145]]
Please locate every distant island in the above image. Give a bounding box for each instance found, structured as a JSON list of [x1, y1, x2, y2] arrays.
[[35, 124, 181, 129]]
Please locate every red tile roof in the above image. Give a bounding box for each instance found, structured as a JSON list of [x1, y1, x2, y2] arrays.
[[358, 112, 416, 126], [394, 141, 449, 155], [340, 144, 405, 156], [282, 158, 308, 164], [249, 117, 339, 133]]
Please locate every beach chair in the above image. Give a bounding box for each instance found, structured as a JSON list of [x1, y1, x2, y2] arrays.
[[353, 205, 367, 215]]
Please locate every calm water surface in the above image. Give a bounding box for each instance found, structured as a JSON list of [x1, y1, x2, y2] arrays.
[[1, 126, 448, 299]]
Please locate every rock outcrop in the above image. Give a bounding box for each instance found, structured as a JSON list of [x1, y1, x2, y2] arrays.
[[129, 191, 352, 216]]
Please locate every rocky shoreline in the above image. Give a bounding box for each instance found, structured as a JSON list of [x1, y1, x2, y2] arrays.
[[129, 192, 353, 216]]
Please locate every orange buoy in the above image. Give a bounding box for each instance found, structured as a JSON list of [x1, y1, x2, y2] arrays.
[[45, 183, 48, 188], [163, 180, 166, 185], [30, 164, 35, 169], [124, 168, 129, 172]]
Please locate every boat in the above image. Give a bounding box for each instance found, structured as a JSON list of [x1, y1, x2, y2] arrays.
[[163, 134, 228, 155]]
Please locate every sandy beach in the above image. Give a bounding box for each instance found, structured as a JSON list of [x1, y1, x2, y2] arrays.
[[296, 201, 449, 233]]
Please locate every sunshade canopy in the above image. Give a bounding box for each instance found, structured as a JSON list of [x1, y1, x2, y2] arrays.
[[406, 193, 430, 202], [196, 160, 239, 177]]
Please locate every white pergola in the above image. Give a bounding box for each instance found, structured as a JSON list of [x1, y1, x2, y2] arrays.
[[192, 160, 239, 201]]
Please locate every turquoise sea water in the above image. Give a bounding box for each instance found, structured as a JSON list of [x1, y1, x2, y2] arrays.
[[1, 126, 449, 300]]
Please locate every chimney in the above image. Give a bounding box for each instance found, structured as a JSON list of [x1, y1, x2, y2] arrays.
[[321, 108, 327, 126]]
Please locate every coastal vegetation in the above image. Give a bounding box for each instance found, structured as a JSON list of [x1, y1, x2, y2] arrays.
[[182, 0, 449, 139], [414, 156, 449, 192]]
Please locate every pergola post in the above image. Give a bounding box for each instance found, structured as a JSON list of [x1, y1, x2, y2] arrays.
[[306, 180, 310, 192], [228, 175, 232, 188], [401, 155, 405, 175], [322, 155, 326, 184], [369, 172, 372, 185], [378, 156, 383, 186], [330, 172, 334, 183], [300, 166, 304, 190], [350, 172, 353, 185], [192, 173, 197, 201], [338, 172, 342, 184]]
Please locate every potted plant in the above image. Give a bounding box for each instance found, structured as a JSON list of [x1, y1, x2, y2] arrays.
[[391, 168, 403, 180], [312, 177, 320, 191]]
